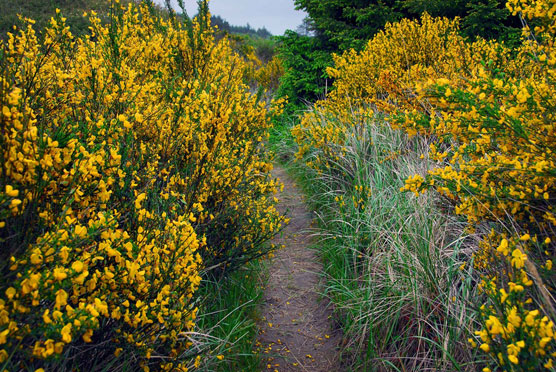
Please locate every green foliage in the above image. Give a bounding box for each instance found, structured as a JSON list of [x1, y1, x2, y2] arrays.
[[209, 15, 278, 66], [404, 0, 521, 42], [276, 30, 332, 112], [462, 0, 521, 42], [248, 36, 277, 63], [295, 0, 521, 48], [293, 0, 407, 51]]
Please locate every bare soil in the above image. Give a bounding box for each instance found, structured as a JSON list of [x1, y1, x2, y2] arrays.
[[256, 165, 342, 372]]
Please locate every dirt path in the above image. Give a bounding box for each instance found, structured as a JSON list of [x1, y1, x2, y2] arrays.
[[256, 165, 342, 372]]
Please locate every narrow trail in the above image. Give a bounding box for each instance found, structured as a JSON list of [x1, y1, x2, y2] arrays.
[[256, 165, 342, 372]]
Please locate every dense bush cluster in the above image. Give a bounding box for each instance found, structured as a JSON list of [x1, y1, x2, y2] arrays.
[[0, 2, 284, 370], [276, 0, 521, 114], [293, 1, 556, 370]]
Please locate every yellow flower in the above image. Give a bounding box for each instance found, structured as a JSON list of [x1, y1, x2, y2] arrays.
[[496, 239, 509, 256], [5, 185, 19, 197], [540, 337, 552, 348], [508, 282, 524, 292], [53, 267, 67, 281], [499, 288, 509, 303], [71, 260, 84, 273], [83, 329, 93, 343], [508, 308, 521, 329], [0, 2, 284, 368], [55, 342, 64, 354], [0, 329, 9, 345], [43, 310, 52, 324], [61, 323, 72, 343], [525, 310, 539, 326], [511, 248, 527, 269], [30, 252, 43, 265], [486, 316, 504, 336], [55, 289, 68, 309], [5, 287, 16, 300], [135, 193, 147, 210], [74, 225, 87, 238], [216, 355, 224, 360]]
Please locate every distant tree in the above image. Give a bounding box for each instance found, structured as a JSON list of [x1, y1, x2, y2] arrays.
[[211, 15, 272, 38], [294, 0, 521, 49], [462, 0, 521, 42], [255, 27, 272, 38], [402, 0, 467, 18], [276, 30, 332, 110], [293, 0, 409, 50], [404, 0, 521, 42], [295, 16, 315, 36]]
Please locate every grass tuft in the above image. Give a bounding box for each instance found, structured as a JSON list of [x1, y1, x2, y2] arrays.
[[192, 260, 268, 371], [283, 110, 483, 371]]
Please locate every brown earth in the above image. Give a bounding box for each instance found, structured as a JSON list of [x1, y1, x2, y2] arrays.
[[256, 165, 342, 372]]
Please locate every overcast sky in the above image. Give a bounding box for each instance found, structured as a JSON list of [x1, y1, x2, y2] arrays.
[[156, 0, 307, 35]]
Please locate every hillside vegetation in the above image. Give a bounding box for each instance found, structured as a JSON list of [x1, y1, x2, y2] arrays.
[[211, 15, 272, 39], [0, 0, 140, 39]]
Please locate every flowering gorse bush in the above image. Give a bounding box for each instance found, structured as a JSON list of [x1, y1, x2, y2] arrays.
[[254, 55, 284, 93], [239, 45, 284, 95], [292, 13, 497, 168], [293, 3, 556, 371], [0, 2, 284, 370]]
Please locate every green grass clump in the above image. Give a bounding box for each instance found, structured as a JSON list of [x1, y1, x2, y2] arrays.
[[192, 260, 268, 371], [284, 111, 484, 371]]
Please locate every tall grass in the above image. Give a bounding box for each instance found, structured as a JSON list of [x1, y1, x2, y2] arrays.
[[190, 260, 268, 371], [287, 110, 484, 371]]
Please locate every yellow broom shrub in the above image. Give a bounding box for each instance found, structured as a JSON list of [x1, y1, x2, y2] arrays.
[[0, 2, 283, 370], [294, 5, 555, 371]]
